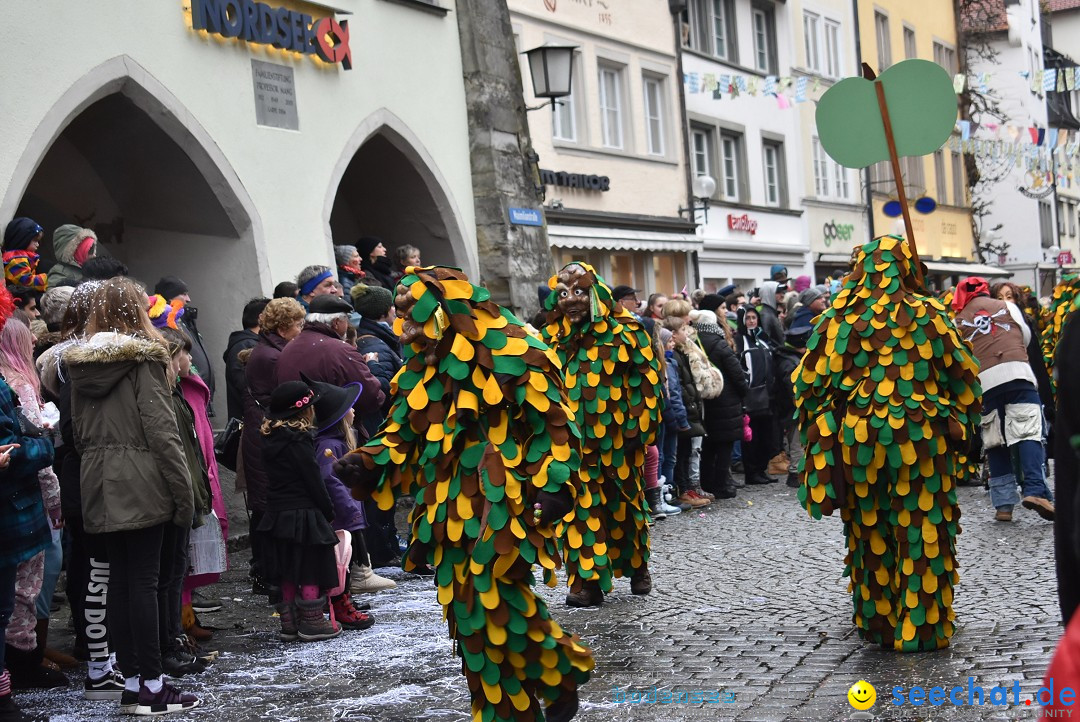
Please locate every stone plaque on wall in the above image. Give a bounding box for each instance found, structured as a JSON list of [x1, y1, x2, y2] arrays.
[[251, 59, 299, 131]]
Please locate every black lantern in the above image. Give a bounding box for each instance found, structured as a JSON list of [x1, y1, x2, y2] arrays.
[[522, 45, 577, 107]]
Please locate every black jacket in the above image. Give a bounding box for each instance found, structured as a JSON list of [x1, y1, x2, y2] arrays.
[[1055, 310, 1080, 624], [771, 344, 803, 425], [672, 349, 703, 427], [697, 327, 749, 443], [757, 303, 785, 347], [223, 329, 259, 421], [361, 257, 397, 290], [261, 425, 333, 521]]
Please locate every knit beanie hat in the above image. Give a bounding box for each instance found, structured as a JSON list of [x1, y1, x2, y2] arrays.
[[154, 276, 189, 302], [334, 244, 358, 268], [793, 275, 812, 292], [3, 217, 43, 252], [659, 327, 673, 346], [350, 283, 393, 319], [698, 293, 724, 313], [798, 286, 826, 307], [355, 235, 384, 260]]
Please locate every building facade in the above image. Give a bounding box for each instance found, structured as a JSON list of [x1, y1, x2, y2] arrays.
[[962, 0, 1062, 293], [858, 0, 982, 289], [789, 0, 868, 280], [509, 0, 698, 298], [1046, 0, 1080, 289], [0, 0, 478, 413], [680, 0, 811, 294]]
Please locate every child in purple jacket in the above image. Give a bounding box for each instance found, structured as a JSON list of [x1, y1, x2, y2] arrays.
[[308, 379, 393, 629]]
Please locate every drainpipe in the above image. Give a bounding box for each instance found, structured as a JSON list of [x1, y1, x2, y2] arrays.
[[852, 0, 874, 242]]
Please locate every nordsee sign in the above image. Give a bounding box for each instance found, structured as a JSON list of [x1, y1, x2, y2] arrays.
[[190, 0, 352, 70], [509, 208, 543, 226]]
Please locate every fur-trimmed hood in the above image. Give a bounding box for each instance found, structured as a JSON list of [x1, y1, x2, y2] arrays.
[[63, 332, 170, 399]]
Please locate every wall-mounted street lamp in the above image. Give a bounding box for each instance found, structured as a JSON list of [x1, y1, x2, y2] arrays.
[[679, 175, 717, 223], [522, 44, 578, 112]]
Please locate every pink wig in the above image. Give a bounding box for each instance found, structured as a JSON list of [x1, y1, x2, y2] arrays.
[[0, 318, 40, 396]]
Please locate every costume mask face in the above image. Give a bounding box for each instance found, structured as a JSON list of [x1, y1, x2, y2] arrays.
[[555, 264, 593, 324], [395, 284, 426, 348]]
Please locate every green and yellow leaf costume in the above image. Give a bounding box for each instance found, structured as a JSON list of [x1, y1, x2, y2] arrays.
[[1042, 273, 1080, 395], [539, 262, 662, 594], [341, 266, 593, 721], [794, 236, 981, 651]]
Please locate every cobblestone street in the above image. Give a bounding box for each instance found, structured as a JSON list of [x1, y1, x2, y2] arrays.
[[22, 480, 1062, 721]]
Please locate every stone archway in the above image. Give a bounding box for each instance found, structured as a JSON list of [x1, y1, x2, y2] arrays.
[[5, 55, 266, 414], [325, 109, 474, 276]]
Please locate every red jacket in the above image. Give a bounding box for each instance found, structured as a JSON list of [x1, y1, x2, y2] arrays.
[[275, 322, 385, 417], [1043, 612, 1080, 713]]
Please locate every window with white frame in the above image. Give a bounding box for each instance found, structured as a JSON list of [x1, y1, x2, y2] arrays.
[[598, 65, 624, 149], [902, 155, 925, 193], [875, 12, 891, 70], [683, 0, 737, 62], [804, 12, 821, 73], [869, 160, 895, 195], [950, 151, 964, 206], [812, 136, 850, 200], [642, 75, 666, 156], [720, 132, 742, 201], [762, 141, 784, 207], [805, 12, 842, 78], [812, 137, 830, 197], [752, 4, 777, 74], [691, 126, 714, 181], [934, 150, 947, 204], [552, 59, 579, 142], [933, 41, 957, 75], [824, 19, 841, 78], [903, 26, 916, 59]]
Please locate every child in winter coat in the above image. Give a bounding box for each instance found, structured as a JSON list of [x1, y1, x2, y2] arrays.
[[659, 328, 691, 486], [159, 327, 215, 677], [308, 379, 387, 628], [254, 381, 342, 643], [2, 218, 47, 292]]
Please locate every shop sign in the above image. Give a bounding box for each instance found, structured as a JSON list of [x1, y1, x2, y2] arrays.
[[1059, 250, 1075, 266], [540, 169, 610, 191], [508, 207, 543, 226], [191, 0, 352, 70], [822, 220, 855, 247], [727, 213, 758, 235]]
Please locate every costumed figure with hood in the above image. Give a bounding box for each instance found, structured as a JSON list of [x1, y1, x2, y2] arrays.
[[334, 265, 593, 722], [1042, 273, 1080, 396], [538, 262, 663, 608], [794, 235, 980, 651]]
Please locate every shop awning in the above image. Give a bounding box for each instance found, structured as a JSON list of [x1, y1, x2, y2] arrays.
[[548, 225, 702, 253], [923, 260, 1012, 278]]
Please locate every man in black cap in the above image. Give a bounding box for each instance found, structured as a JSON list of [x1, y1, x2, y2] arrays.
[[155, 275, 215, 411], [276, 294, 384, 436], [611, 285, 642, 317]]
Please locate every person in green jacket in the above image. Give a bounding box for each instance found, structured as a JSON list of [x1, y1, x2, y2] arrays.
[[45, 225, 96, 289]]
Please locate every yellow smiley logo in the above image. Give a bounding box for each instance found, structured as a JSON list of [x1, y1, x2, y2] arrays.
[[847, 680, 876, 710]]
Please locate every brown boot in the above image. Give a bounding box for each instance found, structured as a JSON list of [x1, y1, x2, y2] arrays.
[[274, 602, 298, 642], [565, 581, 603, 608], [1021, 496, 1055, 520], [630, 566, 652, 596], [35, 619, 78, 669], [295, 597, 342, 642], [182, 603, 214, 642]]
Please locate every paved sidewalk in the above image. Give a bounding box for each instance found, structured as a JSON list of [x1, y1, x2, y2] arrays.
[[23, 482, 1062, 721]]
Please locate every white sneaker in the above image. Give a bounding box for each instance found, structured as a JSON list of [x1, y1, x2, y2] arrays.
[[350, 564, 397, 593]]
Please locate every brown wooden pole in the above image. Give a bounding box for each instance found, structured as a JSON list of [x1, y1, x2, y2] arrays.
[[874, 79, 925, 286]]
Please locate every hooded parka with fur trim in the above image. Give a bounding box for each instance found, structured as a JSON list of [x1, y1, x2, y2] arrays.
[[64, 332, 194, 534]]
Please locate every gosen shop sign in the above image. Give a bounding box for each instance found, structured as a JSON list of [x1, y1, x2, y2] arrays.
[[191, 0, 352, 70]]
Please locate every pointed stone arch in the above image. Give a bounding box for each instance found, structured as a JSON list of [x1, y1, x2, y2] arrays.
[[324, 108, 475, 277], [3, 55, 267, 413]]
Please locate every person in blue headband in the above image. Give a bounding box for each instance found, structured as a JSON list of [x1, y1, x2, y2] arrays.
[[296, 265, 340, 308]]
